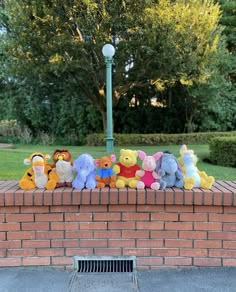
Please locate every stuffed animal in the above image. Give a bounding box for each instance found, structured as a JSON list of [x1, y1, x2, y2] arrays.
[[178, 145, 215, 190], [19, 152, 59, 190], [52, 149, 74, 187], [113, 149, 140, 188], [72, 153, 96, 189], [156, 151, 184, 189], [94, 154, 116, 188], [136, 150, 163, 190]]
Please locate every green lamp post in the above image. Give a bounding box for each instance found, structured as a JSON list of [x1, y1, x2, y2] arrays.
[[102, 43, 115, 153]]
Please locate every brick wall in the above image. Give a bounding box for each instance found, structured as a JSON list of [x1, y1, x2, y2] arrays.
[[0, 180, 236, 270]]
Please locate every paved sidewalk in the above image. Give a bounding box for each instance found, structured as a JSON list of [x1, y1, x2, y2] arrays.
[[0, 267, 235, 292]]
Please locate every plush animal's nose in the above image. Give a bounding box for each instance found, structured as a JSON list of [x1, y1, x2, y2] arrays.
[[104, 163, 108, 167]]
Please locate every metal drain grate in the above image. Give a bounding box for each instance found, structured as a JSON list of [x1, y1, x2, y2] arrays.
[[74, 256, 136, 273]]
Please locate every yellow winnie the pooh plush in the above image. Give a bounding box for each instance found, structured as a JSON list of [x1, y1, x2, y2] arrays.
[[113, 149, 140, 188]]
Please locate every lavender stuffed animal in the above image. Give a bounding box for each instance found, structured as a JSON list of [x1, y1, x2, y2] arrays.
[[156, 151, 184, 190], [72, 154, 96, 189]]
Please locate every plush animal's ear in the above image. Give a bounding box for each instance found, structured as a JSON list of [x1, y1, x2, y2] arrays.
[[174, 156, 183, 172], [24, 158, 31, 165], [180, 144, 188, 156], [137, 150, 146, 160], [110, 154, 116, 163], [94, 159, 100, 167], [44, 154, 51, 161], [153, 152, 163, 161]]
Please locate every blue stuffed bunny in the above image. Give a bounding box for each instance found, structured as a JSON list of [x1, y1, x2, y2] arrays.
[[72, 154, 96, 189], [156, 151, 184, 190]]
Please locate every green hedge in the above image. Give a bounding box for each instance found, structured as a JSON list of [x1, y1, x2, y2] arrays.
[[86, 132, 236, 146], [209, 137, 236, 168]]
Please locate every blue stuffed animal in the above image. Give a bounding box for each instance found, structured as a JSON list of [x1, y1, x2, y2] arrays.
[[72, 154, 96, 189], [156, 151, 184, 190]]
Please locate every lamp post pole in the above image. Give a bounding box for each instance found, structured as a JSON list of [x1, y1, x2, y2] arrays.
[[102, 44, 115, 153]]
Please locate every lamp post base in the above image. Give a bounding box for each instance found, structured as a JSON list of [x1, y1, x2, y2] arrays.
[[106, 138, 114, 153]]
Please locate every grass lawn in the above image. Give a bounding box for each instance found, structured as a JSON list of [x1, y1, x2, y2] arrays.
[[0, 144, 235, 180]]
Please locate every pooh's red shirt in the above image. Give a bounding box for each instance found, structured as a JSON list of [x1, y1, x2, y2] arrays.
[[117, 163, 140, 178]]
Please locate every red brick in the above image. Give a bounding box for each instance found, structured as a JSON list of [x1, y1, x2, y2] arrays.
[[100, 190, 109, 204], [165, 257, 192, 266], [165, 206, 193, 213], [95, 248, 121, 256], [122, 230, 149, 239], [137, 205, 164, 212], [51, 257, 72, 265], [136, 222, 163, 230], [35, 214, 63, 222], [223, 241, 236, 249], [65, 230, 93, 239], [137, 257, 163, 266], [180, 249, 207, 257], [195, 206, 223, 213], [123, 248, 150, 256], [174, 191, 184, 205], [0, 258, 21, 266], [51, 239, 79, 248], [66, 248, 93, 256], [209, 213, 236, 222], [179, 231, 207, 239], [165, 189, 174, 205], [32, 190, 43, 205], [24, 191, 34, 205], [108, 222, 135, 230], [137, 239, 163, 248], [50, 206, 79, 213], [122, 213, 149, 221], [0, 223, 20, 231], [8, 249, 36, 257], [80, 205, 107, 212], [93, 213, 121, 221], [194, 240, 222, 248], [36, 231, 64, 239], [165, 222, 193, 230], [137, 190, 146, 204], [21, 206, 49, 213], [151, 213, 178, 221], [4, 192, 14, 206], [223, 192, 233, 205], [71, 191, 80, 205], [110, 191, 118, 204], [151, 248, 179, 256], [180, 213, 207, 221], [224, 207, 236, 214], [90, 189, 100, 204], [209, 249, 236, 257], [193, 189, 203, 205], [51, 222, 79, 230], [0, 232, 5, 240], [184, 190, 193, 205], [209, 231, 236, 240], [146, 190, 155, 205], [22, 222, 49, 231], [0, 249, 6, 257], [52, 189, 63, 205], [62, 189, 72, 205], [22, 240, 50, 248], [194, 222, 222, 231], [151, 231, 178, 239], [6, 214, 34, 222], [80, 222, 107, 230], [223, 259, 236, 266], [0, 240, 21, 248], [194, 258, 221, 266], [37, 248, 64, 256], [0, 206, 19, 213], [156, 192, 164, 205], [118, 189, 128, 204], [0, 214, 4, 222], [7, 231, 35, 240], [23, 257, 50, 266], [213, 192, 223, 205], [165, 239, 192, 248], [15, 192, 24, 205], [109, 239, 135, 247], [109, 205, 136, 212], [80, 239, 107, 247], [94, 230, 121, 239], [127, 189, 137, 204], [43, 192, 53, 205], [65, 213, 92, 221], [203, 192, 213, 205]]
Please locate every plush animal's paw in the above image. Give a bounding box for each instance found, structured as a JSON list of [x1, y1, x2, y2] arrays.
[[151, 182, 160, 190], [113, 165, 120, 174], [46, 179, 57, 190], [175, 180, 184, 188], [200, 176, 215, 189], [96, 182, 105, 188], [184, 177, 195, 190], [129, 179, 139, 189], [136, 181, 145, 189], [19, 179, 36, 190], [116, 179, 125, 188]]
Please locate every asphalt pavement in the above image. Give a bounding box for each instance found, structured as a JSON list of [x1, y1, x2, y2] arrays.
[[0, 267, 235, 292]]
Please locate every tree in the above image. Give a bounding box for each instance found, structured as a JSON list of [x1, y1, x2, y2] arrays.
[[2, 0, 227, 135]]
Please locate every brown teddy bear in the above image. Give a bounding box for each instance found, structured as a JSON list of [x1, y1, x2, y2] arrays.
[[94, 154, 116, 188]]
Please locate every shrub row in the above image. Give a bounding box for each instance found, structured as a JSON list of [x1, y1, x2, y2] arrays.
[[86, 132, 236, 146], [209, 137, 236, 168]]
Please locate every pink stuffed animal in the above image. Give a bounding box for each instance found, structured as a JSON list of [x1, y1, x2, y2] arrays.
[[136, 150, 163, 190]]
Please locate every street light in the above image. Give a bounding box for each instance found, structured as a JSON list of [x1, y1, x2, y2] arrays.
[[102, 43, 115, 152]]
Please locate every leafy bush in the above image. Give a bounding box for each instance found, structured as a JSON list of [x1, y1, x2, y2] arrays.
[[86, 132, 236, 146], [209, 137, 236, 168]]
